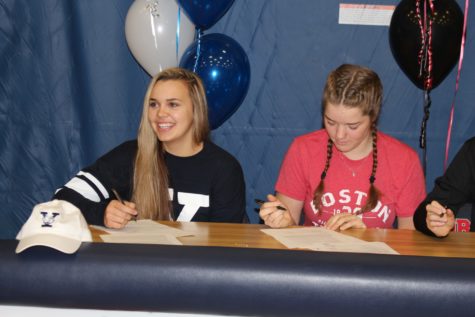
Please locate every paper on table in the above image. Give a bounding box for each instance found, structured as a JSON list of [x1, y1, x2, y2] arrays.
[[262, 227, 366, 248], [100, 233, 182, 245], [92, 219, 191, 237], [307, 241, 399, 255], [261, 227, 399, 255]]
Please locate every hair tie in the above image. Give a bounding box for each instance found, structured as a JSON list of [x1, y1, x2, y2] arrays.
[[369, 175, 376, 184]]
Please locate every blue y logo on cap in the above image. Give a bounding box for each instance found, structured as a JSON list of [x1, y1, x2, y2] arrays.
[[40, 211, 60, 227]]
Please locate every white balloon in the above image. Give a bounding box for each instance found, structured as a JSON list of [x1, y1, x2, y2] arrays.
[[125, 0, 195, 76]]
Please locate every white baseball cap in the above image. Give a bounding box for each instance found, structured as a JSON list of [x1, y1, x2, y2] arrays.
[[16, 199, 92, 254]]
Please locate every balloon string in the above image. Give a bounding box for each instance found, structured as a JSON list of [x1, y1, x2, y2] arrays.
[[444, 0, 469, 171], [193, 29, 202, 72], [420, 90, 431, 149], [176, 7, 181, 62], [420, 90, 431, 175], [416, 0, 434, 91], [425, 0, 434, 90], [416, 1, 423, 78]]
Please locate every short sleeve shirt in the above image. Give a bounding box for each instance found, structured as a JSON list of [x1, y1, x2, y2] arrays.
[[275, 130, 426, 228]]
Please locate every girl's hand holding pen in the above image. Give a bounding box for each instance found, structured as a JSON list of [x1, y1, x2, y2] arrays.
[[425, 200, 455, 237], [104, 189, 138, 229], [257, 194, 294, 228]]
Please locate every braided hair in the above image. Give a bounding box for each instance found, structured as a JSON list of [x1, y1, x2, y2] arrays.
[[312, 64, 382, 213]]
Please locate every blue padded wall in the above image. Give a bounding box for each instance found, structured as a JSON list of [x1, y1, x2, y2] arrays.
[[0, 0, 474, 238]]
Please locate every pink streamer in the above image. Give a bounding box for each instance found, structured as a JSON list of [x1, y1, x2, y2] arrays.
[[444, 0, 469, 170]]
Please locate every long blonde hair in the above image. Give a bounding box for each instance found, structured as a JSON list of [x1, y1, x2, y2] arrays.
[[313, 64, 383, 213], [132, 67, 210, 220]]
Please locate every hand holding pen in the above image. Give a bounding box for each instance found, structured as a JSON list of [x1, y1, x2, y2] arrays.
[[103, 189, 138, 229], [255, 198, 287, 211], [425, 200, 455, 237], [256, 194, 294, 228]]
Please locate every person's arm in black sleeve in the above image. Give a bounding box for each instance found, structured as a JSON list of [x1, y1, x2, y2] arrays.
[[209, 157, 246, 223], [54, 187, 111, 225], [53, 141, 136, 226], [414, 138, 475, 236]]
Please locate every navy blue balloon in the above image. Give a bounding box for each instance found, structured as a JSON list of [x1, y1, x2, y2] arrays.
[[177, 0, 235, 30], [180, 33, 250, 129]]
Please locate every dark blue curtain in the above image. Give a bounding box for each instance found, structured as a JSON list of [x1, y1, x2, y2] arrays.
[[0, 0, 149, 238], [1, 0, 474, 238]]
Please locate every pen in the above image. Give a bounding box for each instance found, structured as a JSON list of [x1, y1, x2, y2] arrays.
[[111, 188, 124, 204], [440, 205, 448, 218], [254, 198, 287, 211], [112, 188, 137, 221]]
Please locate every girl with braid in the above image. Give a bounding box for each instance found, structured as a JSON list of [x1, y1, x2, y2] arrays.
[[259, 64, 425, 230]]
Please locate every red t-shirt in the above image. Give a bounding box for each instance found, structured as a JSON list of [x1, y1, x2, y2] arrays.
[[275, 130, 426, 228]]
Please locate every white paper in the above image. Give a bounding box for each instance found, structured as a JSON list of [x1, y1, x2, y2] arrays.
[[261, 227, 365, 248], [339, 3, 395, 26], [261, 227, 398, 255], [100, 233, 182, 245], [92, 219, 191, 237], [307, 241, 399, 255]]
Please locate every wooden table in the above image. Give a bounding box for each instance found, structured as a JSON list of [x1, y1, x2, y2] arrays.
[[91, 221, 475, 259]]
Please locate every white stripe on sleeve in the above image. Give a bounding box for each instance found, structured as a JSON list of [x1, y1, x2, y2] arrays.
[[78, 171, 110, 199]]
